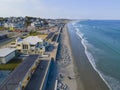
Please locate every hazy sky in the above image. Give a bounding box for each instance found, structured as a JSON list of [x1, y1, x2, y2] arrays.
[[0, 0, 120, 19]]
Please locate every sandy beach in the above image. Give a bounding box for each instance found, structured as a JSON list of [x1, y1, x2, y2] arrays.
[[56, 25, 77, 90]]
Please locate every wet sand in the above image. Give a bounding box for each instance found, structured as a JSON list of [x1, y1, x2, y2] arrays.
[[67, 23, 110, 90]]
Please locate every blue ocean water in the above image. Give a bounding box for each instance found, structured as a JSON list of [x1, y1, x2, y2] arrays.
[[72, 20, 120, 90]]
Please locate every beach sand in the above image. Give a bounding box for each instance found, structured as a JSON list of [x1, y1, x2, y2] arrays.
[[56, 25, 78, 90]]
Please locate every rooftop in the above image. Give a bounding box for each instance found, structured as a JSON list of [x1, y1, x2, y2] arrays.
[[0, 48, 16, 57], [17, 36, 43, 45]]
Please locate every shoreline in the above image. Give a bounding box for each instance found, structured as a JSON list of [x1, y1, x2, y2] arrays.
[[65, 25, 84, 90], [75, 24, 112, 90], [66, 25, 84, 90], [67, 23, 110, 90], [83, 39, 112, 90]]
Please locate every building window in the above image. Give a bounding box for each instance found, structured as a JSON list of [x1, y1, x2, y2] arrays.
[[18, 50, 21, 52], [30, 45, 35, 47], [32, 50, 34, 52], [23, 44, 28, 49], [17, 44, 21, 46]]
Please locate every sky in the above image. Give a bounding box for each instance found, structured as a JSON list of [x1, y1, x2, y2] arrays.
[[0, 0, 120, 19]]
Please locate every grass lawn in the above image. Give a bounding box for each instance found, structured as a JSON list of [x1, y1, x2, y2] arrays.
[[0, 58, 22, 70], [37, 34, 48, 40]]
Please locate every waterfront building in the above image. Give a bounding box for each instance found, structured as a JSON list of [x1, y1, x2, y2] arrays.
[[0, 48, 16, 64], [11, 36, 45, 55]]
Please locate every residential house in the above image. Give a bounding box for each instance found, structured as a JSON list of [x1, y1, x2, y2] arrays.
[[11, 36, 45, 55]]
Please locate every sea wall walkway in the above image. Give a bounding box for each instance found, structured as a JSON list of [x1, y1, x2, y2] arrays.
[[25, 59, 51, 90]]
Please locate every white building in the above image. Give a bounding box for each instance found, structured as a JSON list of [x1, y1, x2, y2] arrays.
[[4, 22, 24, 29], [0, 48, 16, 64], [31, 21, 42, 27], [4, 23, 15, 28], [11, 36, 45, 55]]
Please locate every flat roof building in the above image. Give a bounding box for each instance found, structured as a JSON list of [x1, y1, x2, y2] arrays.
[[0, 48, 16, 64]]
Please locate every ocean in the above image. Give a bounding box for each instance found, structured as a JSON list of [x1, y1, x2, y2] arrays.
[[70, 20, 120, 90]]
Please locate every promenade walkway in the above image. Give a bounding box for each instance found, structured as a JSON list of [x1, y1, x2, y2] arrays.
[[25, 60, 50, 90]]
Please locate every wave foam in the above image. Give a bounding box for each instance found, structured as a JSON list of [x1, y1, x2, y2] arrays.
[[102, 73, 120, 90], [75, 27, 114, 90]]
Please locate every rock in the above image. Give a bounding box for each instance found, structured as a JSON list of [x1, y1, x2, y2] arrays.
[[59, 73, 64, 79], [68, 76, 72, 80], [57, 82, 62, 89]]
